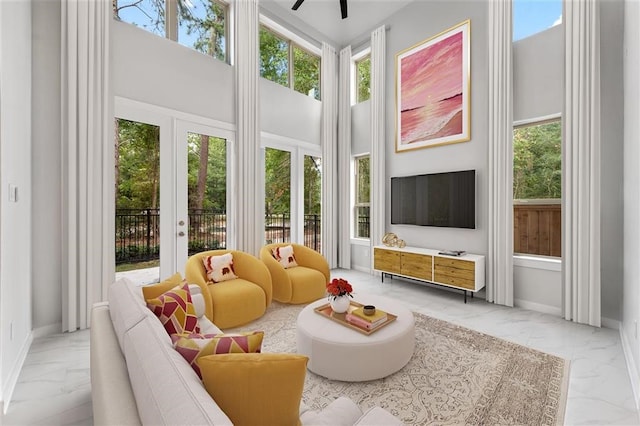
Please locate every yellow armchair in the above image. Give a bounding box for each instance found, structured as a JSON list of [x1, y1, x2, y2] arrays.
[[260, 243, 329, 304], [185, 250, 272, 329]]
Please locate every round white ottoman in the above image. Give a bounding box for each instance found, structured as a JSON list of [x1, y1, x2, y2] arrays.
[[296, 294, 415, 382]]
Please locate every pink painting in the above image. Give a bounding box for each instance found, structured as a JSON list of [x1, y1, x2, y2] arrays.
[[396, 20, 470, 152]]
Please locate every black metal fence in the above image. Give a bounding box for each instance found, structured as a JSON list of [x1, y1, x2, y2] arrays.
[[115, 209, 322, 265]]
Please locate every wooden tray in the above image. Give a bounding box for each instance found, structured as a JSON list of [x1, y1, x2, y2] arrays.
[[314, 300, 397, 335]]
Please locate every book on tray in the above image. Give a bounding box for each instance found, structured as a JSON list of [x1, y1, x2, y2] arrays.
[[350, 307, 388, 323], [345, 313, 387, 331]]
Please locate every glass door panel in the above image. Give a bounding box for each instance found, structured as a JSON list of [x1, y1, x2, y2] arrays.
[[187, 132, 228, 255], [303, 155, 321, 251], [265, 147, 291, 244], [114, 117, 161, 284]]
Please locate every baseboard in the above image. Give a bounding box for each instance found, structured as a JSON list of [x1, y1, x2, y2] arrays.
[[2, 331, 34, 414], [32, 322, 62, 339], [352, 265, 371, 274], [619, 324, 640, 412], [514, 299, 562, 316], [601, 317, 621, 330]]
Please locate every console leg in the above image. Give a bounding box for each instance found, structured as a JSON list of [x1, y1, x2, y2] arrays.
[[464, 290, 467, 304]]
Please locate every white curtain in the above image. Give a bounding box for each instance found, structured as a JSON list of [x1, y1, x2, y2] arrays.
[[321, 43, 338, 268], [370, 26, 385, 264], [234, 0, 262, 255], [61, 0, 112, 331], [487, 0, 514, 306], [563, 0, 601, 326], [338, 46, 352, 269]]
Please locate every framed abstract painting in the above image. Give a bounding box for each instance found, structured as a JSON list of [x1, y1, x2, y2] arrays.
[[395, 19, 471, 153]]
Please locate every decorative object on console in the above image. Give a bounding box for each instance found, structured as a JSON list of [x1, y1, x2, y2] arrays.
[[395, 19, 471, 152], [382, 232, 406, 248], [363, 305, 376, 316]]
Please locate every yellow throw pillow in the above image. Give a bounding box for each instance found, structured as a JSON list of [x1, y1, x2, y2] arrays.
[[141, 272, 183, 301], [199, 353, 308, 426], [172, 331, 264, 378], [202, 253, 239, 283]]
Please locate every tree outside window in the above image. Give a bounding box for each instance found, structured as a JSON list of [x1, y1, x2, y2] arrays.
[[354, 155, 370, 239], [513, 119, 562, 257], [355, 55, 371, 103], [259, 26, 321, 100]]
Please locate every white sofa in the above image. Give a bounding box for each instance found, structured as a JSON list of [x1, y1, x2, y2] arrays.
[[90, 278, 403, 425]]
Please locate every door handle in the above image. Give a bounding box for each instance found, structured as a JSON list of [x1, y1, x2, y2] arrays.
[[178, 220, 185, 226], [178, 231, 185, 237]]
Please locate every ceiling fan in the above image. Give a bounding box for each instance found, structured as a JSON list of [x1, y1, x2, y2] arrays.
[[292, 0, 348, 19]]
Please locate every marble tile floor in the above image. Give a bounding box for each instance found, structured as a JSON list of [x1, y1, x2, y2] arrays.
[[2, 268, 639, 425]]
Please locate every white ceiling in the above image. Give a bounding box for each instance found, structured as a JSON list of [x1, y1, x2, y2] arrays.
[[260, 0, 415, 46]]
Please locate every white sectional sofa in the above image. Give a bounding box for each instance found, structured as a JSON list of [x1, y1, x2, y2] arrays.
[[90, 278, 403, 425]]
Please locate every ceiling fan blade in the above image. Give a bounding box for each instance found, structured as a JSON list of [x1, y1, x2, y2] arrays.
[[340, 0, 347, 19], [292, 0, 305, 11]]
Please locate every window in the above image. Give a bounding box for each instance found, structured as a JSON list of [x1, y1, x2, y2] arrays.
[[354, 155, 370, 239], [114, 0, 229, 63], [178, 0, 228, 62], [513, 0, 562, 41], [259, 26, 321, 100], [513, 119, 562, 257], [355, 55, 371, 103]]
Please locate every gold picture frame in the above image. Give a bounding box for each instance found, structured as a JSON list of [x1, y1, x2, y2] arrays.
[[395, 19, 471, 153]]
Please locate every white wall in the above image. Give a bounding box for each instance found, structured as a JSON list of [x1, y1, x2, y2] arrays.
[[622, 0, 640, 407], [1, 0, 33, 408]]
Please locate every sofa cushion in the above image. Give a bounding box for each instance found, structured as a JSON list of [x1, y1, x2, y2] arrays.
[[146, 281, 201, 336], [108, 277, 150, 351], [172, 331, 264, 378], [272, 244, 299, 269], [123, 315, 233, 425], [200, 353, 308, 426], [202, 253, 238, 283]]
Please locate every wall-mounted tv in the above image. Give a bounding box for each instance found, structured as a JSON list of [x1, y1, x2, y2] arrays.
[[391, 170, 476, 229]]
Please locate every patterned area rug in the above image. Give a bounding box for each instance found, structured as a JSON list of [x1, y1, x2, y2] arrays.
[[227, 302, 570, 426]]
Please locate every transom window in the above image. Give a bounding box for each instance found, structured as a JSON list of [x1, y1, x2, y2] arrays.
[[114, 0, 229, 63], [353, 155, 370, 239], [259, 26, 321, 100]]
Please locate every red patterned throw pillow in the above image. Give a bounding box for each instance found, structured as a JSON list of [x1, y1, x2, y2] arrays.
[[172, 331, 264, 378], [271, 245, 298, 269], [202, 253, 239, 283], [146, 281, 200, 336]]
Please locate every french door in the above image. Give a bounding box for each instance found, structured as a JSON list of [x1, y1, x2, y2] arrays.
[[114, 98, 233, 281]]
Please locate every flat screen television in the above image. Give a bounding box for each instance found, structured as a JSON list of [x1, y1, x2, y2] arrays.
[[391, 170, 476, 229]]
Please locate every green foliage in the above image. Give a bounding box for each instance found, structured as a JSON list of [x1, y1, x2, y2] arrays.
[[265, 148, 291, 215], [259, 26, 320, 100], [186, 133, 227, 210], [513, 121, 562, 199], [294, 46, 320, 100], [356, 56, 371, 103], [117, 119, 160, 209], [260, 27, 289, 87], [304, 156, 321, 214], [179, 0, 226, 61], [356, 156, 370, 204]]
